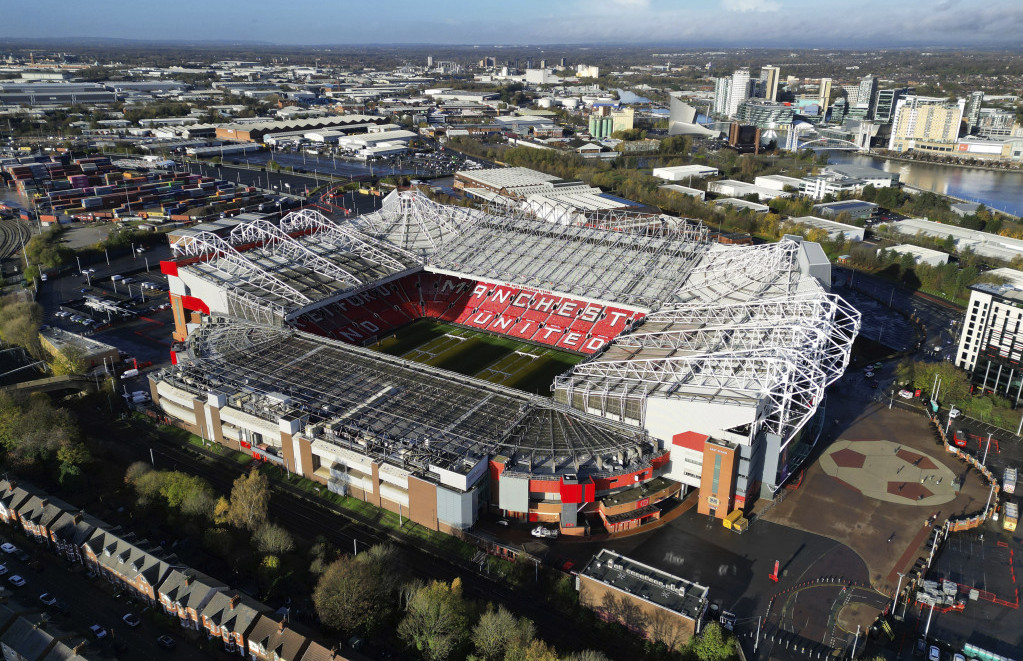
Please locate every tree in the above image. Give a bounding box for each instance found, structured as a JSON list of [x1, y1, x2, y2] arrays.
[[225, 468, 269, 530], [564, 652, 610, 661], [56, 441, 90, 484], [124, 461, 153, 486], [313, 555, 387, 634], [471, 605, 531, 661], [693, 622, 736, 661], [50, 344, 87, 376], [397, 580, 468, 661], [253, 522, 295, 556], [504, 640, 558, 661]]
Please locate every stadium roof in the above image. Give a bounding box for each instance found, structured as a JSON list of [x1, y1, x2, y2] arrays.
[[167, 319, 655, 480], [353, 191, 708, 308], [554, 290, 859, 443], [169, 189, 858, 454], [172, 209, 422, 322]]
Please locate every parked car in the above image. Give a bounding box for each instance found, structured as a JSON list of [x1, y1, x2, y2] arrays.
[[899, 389, 914, 399], [7, 575, 25, 588], [928, 646, 941, 661], [948, 408, 961, 419], [0, 564, 6, 577], [530, 526, 558, 539], [156, 635, 176, 650], [0, 543, 17, 554], [122, 613, 140, 628], [89, 625, 108, 639], [39, 593, 56, 606]]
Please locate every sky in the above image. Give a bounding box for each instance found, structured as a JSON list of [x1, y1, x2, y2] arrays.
[[3, 0, 1023, 47]]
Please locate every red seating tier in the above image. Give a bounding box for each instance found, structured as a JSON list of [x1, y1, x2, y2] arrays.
[[290, 272, 645, 355]]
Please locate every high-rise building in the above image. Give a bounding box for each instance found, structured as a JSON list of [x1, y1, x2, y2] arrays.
[[874, 87, 914, 124], [966, 91, 984, 131], [760, 65, 781, 102], [726, 68, 751, 118], [559, 57, 567, 67], [956, 280, 1023, 400], [888, 95, 966, 152], [713, 77, 731, 116], [818, 78, 832, 113], [857, 75, 879, 118], [427, 56, 434, 67], [736, 99, 794, 128]]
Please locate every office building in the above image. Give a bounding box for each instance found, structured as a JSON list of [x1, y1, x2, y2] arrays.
[[956, 278, 1023, 404], [888, 96, 966, 152], [427, 55, 434, 67], [818, 77, 833, 113], [966, 91, 984, 132], [736, 99, 794, 129], [726, 68, 751, 119], [713, 77, 731, 116], [885, 244, 950, 267], [577, 550, 709, 646], [812, 199, 878, 221], [760, 66, 781, 102], [874, 87, 914, 124], [857, 75, 879, 118]]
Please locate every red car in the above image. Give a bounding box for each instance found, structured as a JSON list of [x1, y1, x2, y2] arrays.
[[952, 430, 968, 448]]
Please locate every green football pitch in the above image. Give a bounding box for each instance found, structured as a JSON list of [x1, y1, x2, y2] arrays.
[[371, 320, 583, 395]]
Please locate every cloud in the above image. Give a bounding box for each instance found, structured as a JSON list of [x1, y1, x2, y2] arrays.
[[609, 0, 651, 6], [722, 0, 781, 12]]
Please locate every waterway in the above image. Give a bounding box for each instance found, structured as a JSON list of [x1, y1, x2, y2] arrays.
[[827, 152, 1023, 217]]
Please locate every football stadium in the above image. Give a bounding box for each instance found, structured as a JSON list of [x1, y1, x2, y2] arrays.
[[150, 187, 859, 536]]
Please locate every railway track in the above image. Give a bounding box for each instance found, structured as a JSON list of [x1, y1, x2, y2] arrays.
[[139, 437, 602, 654], [0, 219, 31, 262]]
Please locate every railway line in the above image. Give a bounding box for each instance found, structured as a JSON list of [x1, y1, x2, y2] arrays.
[[137, 434, 604, 655], [0, 218, 30, 261]]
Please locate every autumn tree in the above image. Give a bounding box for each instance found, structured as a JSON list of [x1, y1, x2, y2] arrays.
[[225, 468, 269, 530], [471, 605, 534, 661], [313, 555, 388, 634], [397, 579, 468, 661]]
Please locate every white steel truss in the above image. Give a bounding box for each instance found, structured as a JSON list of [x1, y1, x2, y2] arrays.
[[674, 241, 802, 304], [230, 220, 364, 289], [353, 190, 487, 254], [279, 207, 422, 272], [172, 230, 312, 309], [556, 291, 860, 441]]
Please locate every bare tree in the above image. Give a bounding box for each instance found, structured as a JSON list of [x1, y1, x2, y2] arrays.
[[253, 522, 295, 556]]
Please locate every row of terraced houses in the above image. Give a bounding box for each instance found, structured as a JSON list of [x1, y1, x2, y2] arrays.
[[0, 478, 360, 661]]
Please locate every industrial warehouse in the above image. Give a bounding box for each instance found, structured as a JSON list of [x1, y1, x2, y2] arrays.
[[149, 187, 859, 536]]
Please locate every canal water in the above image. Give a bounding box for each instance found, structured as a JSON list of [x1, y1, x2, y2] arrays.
[[827, 152, 1023, 217]]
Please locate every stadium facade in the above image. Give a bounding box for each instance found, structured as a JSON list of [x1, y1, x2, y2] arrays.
[[152, 188, 858, 536]]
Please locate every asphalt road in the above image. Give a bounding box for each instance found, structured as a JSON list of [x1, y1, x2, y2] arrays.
[[0, 533, 215, 659]]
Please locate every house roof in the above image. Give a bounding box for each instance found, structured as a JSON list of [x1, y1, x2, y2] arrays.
[[200, 591, 269, 636], [247, 615, 311, 661], [158, 569, 227, 611]]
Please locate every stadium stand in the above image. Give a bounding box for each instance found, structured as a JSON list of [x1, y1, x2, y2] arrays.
[[291, 272, 646, 355]]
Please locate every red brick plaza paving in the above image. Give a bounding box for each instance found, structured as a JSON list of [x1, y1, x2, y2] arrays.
[[763, 403, 989, 594]]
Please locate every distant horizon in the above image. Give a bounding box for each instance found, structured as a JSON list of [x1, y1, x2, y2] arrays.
[[3, 36, 1023, 52], [4, 0, 1023, 49]]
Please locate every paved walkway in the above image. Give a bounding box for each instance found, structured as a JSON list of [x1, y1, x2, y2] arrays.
[[820, 439, 958, 506]]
